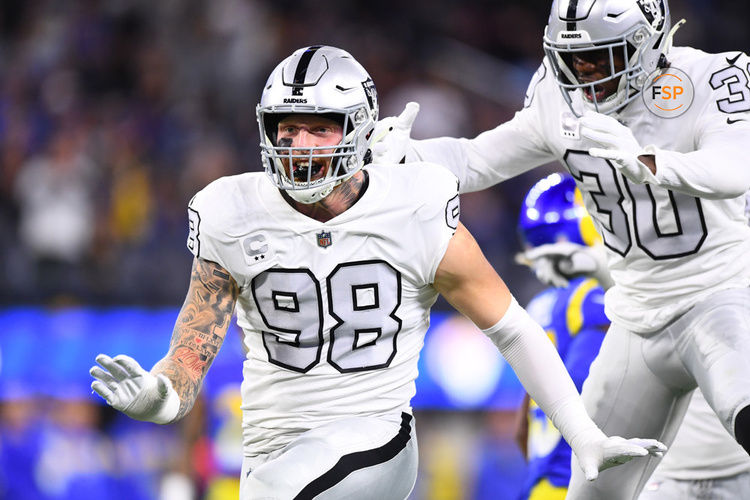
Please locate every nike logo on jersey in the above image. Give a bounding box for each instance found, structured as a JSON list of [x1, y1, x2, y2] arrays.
[[727, 117, 746, 124], [726, 53, 742, 66]]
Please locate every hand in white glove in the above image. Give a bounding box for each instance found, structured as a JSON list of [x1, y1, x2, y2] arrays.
[[580, 111, 656, 184], [521, 241, 614, 290], [571, 427, 667, 481], [370, 102, 419, 165], [90, 354, 180, 424]]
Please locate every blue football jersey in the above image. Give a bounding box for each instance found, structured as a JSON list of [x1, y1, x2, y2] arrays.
[[521, 278, 608, 496]]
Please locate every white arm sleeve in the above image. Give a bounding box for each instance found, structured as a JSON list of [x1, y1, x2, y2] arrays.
[[651, 123, 750, 199], [650, 50, 750, 199], [483, 297, 599, 444], [407, 61, 557, 194], [409, 111, 556, 194]]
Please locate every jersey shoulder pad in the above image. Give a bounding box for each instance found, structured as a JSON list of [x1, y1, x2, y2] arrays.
[[400, 162, 460, 227], [404, 161, 460, 194], [524, 59, 551, 109], [670, 47, 750, 101], [187, 173, 261, 261], [189, 174, 257, 237]]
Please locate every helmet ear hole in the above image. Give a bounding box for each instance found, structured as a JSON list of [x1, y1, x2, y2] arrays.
[[362, 148, 373, 166]]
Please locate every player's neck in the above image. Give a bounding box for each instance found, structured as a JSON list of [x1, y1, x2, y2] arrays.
[[283, 170, 369, 223]]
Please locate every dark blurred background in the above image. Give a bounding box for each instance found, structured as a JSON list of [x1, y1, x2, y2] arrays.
[[3, 0, 745, 307], [0, 1, 747, 499]]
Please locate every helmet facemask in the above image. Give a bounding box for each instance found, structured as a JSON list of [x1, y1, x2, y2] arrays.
[[258, 107, 373, 204]]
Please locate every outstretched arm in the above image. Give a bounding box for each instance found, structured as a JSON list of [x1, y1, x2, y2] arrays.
[[434, 223, 665, 480], [152, 257, 238, 420], [372, 102, 554, 194], [91, 257, 238, 423]]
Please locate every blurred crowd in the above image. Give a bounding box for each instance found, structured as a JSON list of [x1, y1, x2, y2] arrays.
[[0, 0, 746, 306]]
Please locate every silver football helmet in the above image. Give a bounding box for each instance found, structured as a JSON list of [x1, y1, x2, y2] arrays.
[[543, 0, 671, 115], [256, 46, 378, 204]]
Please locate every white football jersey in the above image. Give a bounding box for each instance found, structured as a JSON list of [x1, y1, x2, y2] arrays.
[[412, 47, 750, 333], [187, 164, 460, 456]]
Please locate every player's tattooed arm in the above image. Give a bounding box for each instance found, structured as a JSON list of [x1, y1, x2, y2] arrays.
[[151, 257, 238, 420]]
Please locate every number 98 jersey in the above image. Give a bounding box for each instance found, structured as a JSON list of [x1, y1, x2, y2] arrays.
[[187, 163, 460, 456]]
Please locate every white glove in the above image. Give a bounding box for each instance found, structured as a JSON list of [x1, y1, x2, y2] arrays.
[[571, 427, 667, 481], [370, 102, 419, 165], [521, 241, 614, 290], [90, 354, 180, 424], [580, 111, 657, 185]]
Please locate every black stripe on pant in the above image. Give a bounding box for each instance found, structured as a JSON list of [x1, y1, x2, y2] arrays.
[[294, 412, 413, 500]]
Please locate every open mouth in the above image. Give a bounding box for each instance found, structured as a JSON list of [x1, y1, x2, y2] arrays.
[[292, 161, 324, 182], [583, 84, 606, 102]]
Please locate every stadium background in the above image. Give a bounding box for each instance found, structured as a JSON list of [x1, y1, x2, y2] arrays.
[[0, 1, 746, 498]]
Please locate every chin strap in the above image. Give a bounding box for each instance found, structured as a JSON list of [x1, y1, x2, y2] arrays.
[[662, 19, 686, 59]]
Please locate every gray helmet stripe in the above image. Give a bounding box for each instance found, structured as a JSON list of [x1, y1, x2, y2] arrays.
[[293, 45, 323, 86], [566, 0, 579, 31]]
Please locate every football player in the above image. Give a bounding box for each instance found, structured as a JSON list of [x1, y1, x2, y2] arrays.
[[514, 173, 609, 500], [374, 1, 750, 498], [516, 177, 750, 500], [89, 46, 664, 499]]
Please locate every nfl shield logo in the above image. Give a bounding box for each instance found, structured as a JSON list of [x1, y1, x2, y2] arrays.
[[316, 231, 332, 248]]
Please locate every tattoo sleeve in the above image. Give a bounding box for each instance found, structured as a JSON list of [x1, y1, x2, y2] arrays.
[[152, 257, 239, 421]]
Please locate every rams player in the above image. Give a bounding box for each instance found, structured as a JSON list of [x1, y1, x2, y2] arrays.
[[515, 173, 609, 500]]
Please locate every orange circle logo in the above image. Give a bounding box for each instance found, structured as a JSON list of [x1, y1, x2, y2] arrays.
[[642, 67, 694, 118]]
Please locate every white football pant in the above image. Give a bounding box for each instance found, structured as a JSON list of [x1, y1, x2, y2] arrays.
[[568, 287, 750, 499], [240, 412, 417, 499]]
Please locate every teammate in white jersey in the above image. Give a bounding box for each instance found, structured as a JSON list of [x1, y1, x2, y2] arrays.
[[519, 192, 750, 500], [88, 46, 663, 499], [374, 1, 750, 498]]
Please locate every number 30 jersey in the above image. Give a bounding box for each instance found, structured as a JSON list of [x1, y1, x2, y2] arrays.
[[187, 164, 460, 456], [411, 47, 750, 333]]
